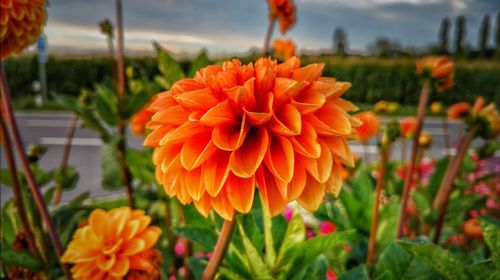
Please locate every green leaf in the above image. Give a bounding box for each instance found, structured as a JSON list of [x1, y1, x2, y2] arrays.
[[94, 84, 119, 125], [68, 191, 91, 208], [101, 144, 124, 190], [275, 212, 306, 269], [241, 214, 264, 251], [187, 257, 207, 280], [375, 199, 400, 254], [124, 89, 152, 118], [479, 218, 500, 264], [293, 257, 328, 280], [173, 226, 218, 251], [262, 197, 277, 267], [399, 240, 467, 280], [188, 49, 210, 77], [0, 168, 23, 187], [1, 200, 18, 244], [375, 243, 439, 280], [427, 157, 449, 200], [237, 219, 274, 279], [52, 93, 82, 114], [339, 265, 369, 280], [126, 148, 155, 185], [464, 260, 498, 280], [0, 246, 44, 271], [54, 165, 79, 191], [154, 42, 185, 88]]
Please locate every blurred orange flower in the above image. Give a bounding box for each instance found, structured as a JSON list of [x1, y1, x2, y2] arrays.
[[418, 131, 432, 148], [463, 218, 482, 239], [131, 101, 155, 136], [145, 57, 359, 219], [61, 207, 162, 280], [0, 0, 46, 58], [416, 56, 454, 91], [400, 117, 417, 138], [447, 102, 470, 120], [374, 100, 388, 113], [353, 111, 379, 142], [273, 38, 296, 59], [267, 0, 296, 34], [430, 102, 443, 115]]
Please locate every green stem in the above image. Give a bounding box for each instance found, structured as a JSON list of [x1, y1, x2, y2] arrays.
[[201, 219, 236, 280]]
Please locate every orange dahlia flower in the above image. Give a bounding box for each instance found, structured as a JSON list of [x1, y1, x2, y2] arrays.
[[353, 111, 379, 142], [0, 0, 46, 58], [374, 100, 388, 114], [267, 0, 296, 34], [145, 57, 359, 219], [463, 218, 482, 239], [400, 117, 417, 138], [430, 102, 443, 115], [131, 101, 155, 136], [448, 102, 470, 120], [416, 56, 454, 91], [273, 38, 296, 59], [61, 207, 162, 280]]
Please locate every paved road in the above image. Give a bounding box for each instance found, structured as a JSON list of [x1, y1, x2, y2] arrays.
[[1, 111, 472, 205]]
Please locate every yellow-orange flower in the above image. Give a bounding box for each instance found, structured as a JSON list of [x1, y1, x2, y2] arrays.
[[267, 0, 296, 34], [400, 117, 417, 138], [353, 111, 379, 142], [386, 102, 399, 114], [416, 56, 454, 91], [476, 101, 500, 139], [430, 102, 443, 115], [374, 100, 388, 113], [61, 207, 162, 280], [273, 38, 296, 59], [448, 102, 470, 120], [0, 0, 46, 58], [131, 102, 155, 136], [418, 131, 432, 148], [145, 57, 359, 219]]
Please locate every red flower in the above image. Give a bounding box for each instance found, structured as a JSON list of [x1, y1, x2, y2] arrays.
[[319, 221, 336, 235], [326, 268, 338, 280]]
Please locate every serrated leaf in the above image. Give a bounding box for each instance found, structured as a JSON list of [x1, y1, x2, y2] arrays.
[[427, 157, 449, 200], [1, 200, 17, 244], [275, 212, 306, 268], [0, 246, 44, 271], [95, 84, 119, 125], [54, 165, 79, 191], [173, 226, 218, 251], [154, 42, 184, 88], [126, 149, 155, 185], [101, 144, 124, 190], [187, 257, 207, 280], [399, 240, 467, 280], [237, 219, 274, 279], [339, 265, 369, 280], [188, 49, 210, 77], [0, 168, 23, 187], [479, 218, 500, 265]]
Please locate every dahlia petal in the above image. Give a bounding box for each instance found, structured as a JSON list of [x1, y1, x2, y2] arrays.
[[109, 257, 130, 278], [122, 238, 146, 256], [200, 99, 239, 126], [244, 91, 274, 125], [215, 71, 238, 90], [273, 78, 309, 107], [174, 169, 193, 204], [174, 88, 219, 111], [290, 121, 321, 158], [180, 133, 218, 170], [331, 98, 358, 112], [109, 207, 131, 238], [212, 114, 249, 151], [229, 126, 269, 178], [297, 176, 326, 211], [202, 150, 231, 196], [321, 136, 354, 167], [305, 114, 337, 136], [211, 188, 235, 220], [267, 103, 302, 136], [148, 92, 177, 112], [171, 78, 206, 93], [255, 67, 275, 99], [160, 121, 209, 145], [184, 167, 205, 200], [315, 78, 352, 99], [288, 159, 307, 200], [225, 78, 256, 110], [96, 253, 116, 271], [276, 57, 301, 78], [161, 153, 182, 174], [292, 85, 326, 114], [193, 193, 212, 217], [326, 163, 343, 197], [162, 172, 179, 197], [256, 167, 288, 216], [226, 173, 255, 213], [302, 140, 332, 183], [314, 102, 352, 135], [89, 209, 110, 238], [150, 105, 191, 126], [129, 254, 154, 271], [264, 135, 294, 183], [138, 226, 162, 249], [292, 63, 325, 82], [121, 220, 140, 241]]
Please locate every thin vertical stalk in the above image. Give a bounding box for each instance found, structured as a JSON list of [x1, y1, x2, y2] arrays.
[[202, 219, 236, 280], [397, 80, 430, 239], [0, 63, 70, 279], [432, 126, 478, 244], [115, 0, 135, 208], [363, 143, 370, 164], [164, 201, 176, 276], [177, 204, 192, 280], [0, 118, 41, 260], [441, 117, 451, 158], [366, 143, 391, 265], [263, 19, 275, 55], [52, 115, 78, 205], [401, 138, 407, 163]]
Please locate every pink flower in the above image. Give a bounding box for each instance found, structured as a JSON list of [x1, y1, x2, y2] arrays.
[[326, 268, 338, 280], [283, 205, 294, 222], [474, 183, 490, 195], [169, 276, 176, 280], [175, 238, 186, 256], [207, 252, 213, 259], [194, 252, 206, 258], [319, 221, 336, 235], [307, 230, 315, 239]]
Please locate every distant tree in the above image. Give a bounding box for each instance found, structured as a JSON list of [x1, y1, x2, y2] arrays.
[[479, 14, 490, 57], [455, 15, 466, 56], [495, 12, 500, 57], [438, 17, 450, 54], [333, 27, 348, 56], [367, 37, 402, 57]]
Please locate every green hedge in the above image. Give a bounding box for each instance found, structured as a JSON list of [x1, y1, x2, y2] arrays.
[[4, 55, 499, 105]]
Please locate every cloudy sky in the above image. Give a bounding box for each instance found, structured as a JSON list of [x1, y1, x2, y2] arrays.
[[43, 0, 499, 55]]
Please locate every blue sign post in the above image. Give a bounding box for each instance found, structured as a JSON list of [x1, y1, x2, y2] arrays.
[[37, 34, 48, 103]]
